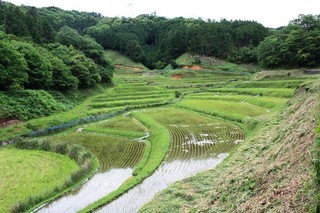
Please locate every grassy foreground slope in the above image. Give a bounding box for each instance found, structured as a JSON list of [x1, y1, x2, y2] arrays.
[[141, 82, 320, 212], [0, 148, 79, 212]]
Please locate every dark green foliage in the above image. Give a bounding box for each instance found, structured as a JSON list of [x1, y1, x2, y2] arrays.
[[170, 60, 180, 69], [47, 43, 110, 88], [86, 15, 268, 69], [54, 143, 68, 154], [0, 90, 65, 121], [0, 27, 113, 91], [228, 47, 258, 64], [0, 1, 114, 94], [47, 55, 78, 90], [0, 34, 28, 90], [175, 91, 182, 98], [15, 41, 53, 89], [257, 14, 320, 68]]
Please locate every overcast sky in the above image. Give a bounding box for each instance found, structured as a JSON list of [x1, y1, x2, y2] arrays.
[[4, 0, 320, 28]]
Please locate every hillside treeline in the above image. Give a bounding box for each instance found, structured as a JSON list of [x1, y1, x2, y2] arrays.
[[0, 1, 268, 70], [86, 15, 268, 69], [256, 14, 320, 68], [0, 1, 113, 91]]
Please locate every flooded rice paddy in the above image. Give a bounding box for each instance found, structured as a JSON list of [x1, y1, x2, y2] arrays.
[[97, 122, 245, 212], [39, 112, 245, 213]]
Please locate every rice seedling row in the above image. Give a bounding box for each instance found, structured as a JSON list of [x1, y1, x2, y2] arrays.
[[90, 98, 172, 109], [176, 99, 269, 123], [92, 93, 172, 102], [185, 94, 288, 109], [46, 133, 145, 171], [227, 79, 308, 89]]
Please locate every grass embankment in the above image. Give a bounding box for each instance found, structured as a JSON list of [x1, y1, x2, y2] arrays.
[[105, 50, 146, 68], [141, 81, 320, 212], [314, 82, 320, 210], [80, 111, 170, 212], [10, 139, 99, 213], [0, 148, 79, 213]]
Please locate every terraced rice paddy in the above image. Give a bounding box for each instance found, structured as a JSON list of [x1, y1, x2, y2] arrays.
[[40, 168, 133, 213], [84, 116, 147, 138], [47, 133, 145, 171], [8, 66, 313, 212], [176, 99, 270, 122], [98, 155, 228, 213], [39, 121, 146, 212], [96, 108, 245, 212]]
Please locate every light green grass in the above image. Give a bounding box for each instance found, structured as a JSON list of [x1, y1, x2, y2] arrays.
[[0, 148, 79, 213], [105, 50, 147, 69], [207, 88, 294, 98]]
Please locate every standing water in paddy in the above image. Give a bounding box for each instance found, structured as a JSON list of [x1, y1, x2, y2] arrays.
[[97, 108, 245, 212], [38, 120, 146, 213]]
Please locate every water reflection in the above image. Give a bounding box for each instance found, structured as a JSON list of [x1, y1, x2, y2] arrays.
[[98, 154, 227, 213], [39, 168, 133, 213]]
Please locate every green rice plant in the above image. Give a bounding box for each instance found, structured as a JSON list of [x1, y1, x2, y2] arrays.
[[185, 94, 288, 109], [227, 79, 308, 89], [46, 133, 145, 171], [92, 93, 172, 102], [84, 116, 146, 138], [89, 98, 170, 109]]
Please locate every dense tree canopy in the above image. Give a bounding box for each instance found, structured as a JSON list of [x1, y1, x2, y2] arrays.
[[85, 15, 268, 68], [256, 15, 320, 68], [0, 1, 113, 91], [0, 29, 112, 91]]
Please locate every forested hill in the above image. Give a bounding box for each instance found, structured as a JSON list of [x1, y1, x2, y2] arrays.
[[85, 16, 269, 69], [2, 1, 320, 71], [0, 1, 270, 70], [0, 1, 114, 91]]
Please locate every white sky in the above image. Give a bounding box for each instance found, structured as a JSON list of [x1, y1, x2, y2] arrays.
[[4, 0, 320, 28]]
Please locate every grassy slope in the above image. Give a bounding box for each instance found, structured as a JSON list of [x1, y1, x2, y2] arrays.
[[0, 148, 79, 212], [105, 50, 147, 69], [141, 83, 320, 212]]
